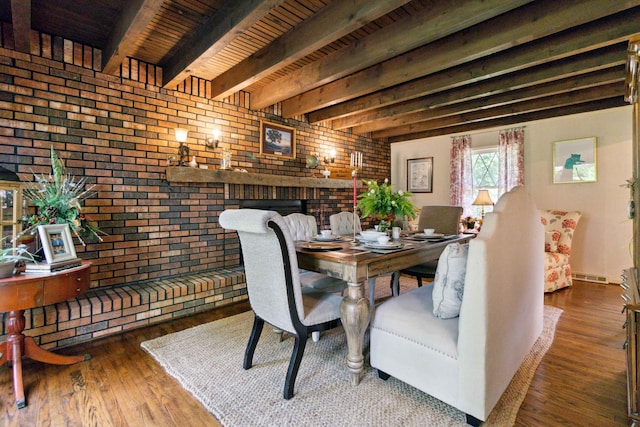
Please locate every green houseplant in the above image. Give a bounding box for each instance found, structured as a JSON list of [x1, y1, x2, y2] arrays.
[[0, 239, 36, 278], [16, 147, 105, 246], [357, 178, 417, 232]]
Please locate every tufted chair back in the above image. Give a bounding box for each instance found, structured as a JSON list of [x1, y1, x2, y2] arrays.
[[283, 213, 317, 241], [330, 211, 362, 235], [218, 208, 343, 399]]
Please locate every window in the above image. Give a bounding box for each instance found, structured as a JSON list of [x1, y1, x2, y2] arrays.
[[471, 147, 498, 217]]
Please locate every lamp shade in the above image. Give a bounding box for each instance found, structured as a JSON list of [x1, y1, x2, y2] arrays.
[[175, 128, 188, 142], [472, 189, 493, 206]]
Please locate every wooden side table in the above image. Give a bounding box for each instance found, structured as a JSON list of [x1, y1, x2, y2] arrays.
[[0, 261, 92, 409]]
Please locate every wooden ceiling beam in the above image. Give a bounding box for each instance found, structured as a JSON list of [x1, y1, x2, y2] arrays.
[[374, 83, 624, 139], [282, 0, 635, 118], [334, 45, 627, 131], [350, 65, 625, 134], [310, 9, 640, 124], [161, 0, 283, 89], [209, 0, 408, 101], [9, 0, 30, 53], [101, 0, 165, 75], [249, 0, 531, 110], [388, 97, 627, 142]]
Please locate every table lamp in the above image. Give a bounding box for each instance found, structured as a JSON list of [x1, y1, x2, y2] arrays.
[[472, 189, 493, 219]]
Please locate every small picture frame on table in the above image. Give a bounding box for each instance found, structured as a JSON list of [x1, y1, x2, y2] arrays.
[[38, 224, 77, 264], [259, 120, 296, 160], [407, 157, 433, 193]]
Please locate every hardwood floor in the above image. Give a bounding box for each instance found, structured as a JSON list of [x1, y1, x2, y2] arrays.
[[0, 279, 629, 426]]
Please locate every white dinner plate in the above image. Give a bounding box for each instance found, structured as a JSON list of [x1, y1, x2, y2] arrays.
[[313, 235, 341, 242], [413, 233, 445, 239], [363, 242, 404, 250], [357, 234, 385, 242]]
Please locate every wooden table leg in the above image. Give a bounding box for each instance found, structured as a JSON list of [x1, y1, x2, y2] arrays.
[[340, 281, 370, 386], [1, 310, 90, 409]]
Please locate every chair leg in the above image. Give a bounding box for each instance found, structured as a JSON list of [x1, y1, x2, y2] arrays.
[[390, 272, 400, 297], [284, 334, 307, 400], [311, 331, 320, 342], [465, 414, 482, 426], [417, 276, 423, 287], [377, 369, 390, 380], [368, 277, 376, 307], [243, 316, 264, 370]]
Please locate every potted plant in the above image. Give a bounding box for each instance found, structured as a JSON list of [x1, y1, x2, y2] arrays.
[[0, 240, 36, 278], [14, 147, 105, 246], [357, 178, 417, 232]]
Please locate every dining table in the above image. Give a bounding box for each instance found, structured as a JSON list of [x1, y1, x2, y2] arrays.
[[295, 233, 472, 386]]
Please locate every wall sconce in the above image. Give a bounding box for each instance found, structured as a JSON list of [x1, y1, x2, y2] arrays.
[[324, 149, 336, 165], [205, 129, 220, 149], [175, 128, 190, 166], [175, 128, 188, 142]]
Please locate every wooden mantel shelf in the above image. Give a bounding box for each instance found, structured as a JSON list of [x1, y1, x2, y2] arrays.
[[166, 167, 358, 189]]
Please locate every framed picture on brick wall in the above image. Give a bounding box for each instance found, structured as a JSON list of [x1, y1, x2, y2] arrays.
[[259, 120, 296, 160]]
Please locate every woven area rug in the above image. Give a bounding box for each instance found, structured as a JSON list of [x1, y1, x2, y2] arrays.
[[142, 305, 562, 427]]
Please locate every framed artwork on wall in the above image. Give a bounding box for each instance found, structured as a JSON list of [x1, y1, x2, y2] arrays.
[[552, 137, 597, 184], [37, 224, 77, 264], [259, 120, 296, 160], [407, 157, 433, 193]]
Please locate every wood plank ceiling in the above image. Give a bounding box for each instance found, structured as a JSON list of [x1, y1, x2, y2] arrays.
[[2, 0, 639, 142]]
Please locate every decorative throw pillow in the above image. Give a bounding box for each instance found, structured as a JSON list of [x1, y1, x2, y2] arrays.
[[545, 230, 560, 253], [432, 242, 469, 319]]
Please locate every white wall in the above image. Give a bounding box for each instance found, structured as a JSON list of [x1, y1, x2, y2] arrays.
[[391, 106, 633, 283]]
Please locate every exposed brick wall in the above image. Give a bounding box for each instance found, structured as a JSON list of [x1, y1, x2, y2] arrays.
[[0, 36, 390, 347]]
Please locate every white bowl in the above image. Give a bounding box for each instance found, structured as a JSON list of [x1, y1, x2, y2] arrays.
[[360, 230, 386, 241], [377, 235, 390, 244]]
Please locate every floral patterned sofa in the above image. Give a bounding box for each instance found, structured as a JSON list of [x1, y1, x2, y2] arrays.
[[540, 210, 582, 292]]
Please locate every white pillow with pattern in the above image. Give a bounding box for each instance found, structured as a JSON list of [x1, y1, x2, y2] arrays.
[[432, 242, 469, 319]]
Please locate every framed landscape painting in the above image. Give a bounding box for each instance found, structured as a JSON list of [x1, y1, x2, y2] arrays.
[[552, 137, 597, 184], [259, 120, 296, 160], [407, 157, 433, 193]]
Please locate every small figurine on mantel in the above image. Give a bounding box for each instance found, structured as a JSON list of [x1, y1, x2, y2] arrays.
[[188, 155, 198, 168], [178, 141, 190, 166]]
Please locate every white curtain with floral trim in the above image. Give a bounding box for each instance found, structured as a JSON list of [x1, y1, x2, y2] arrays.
[[498, 127, 525, 195], [450, 135, 473, 215]]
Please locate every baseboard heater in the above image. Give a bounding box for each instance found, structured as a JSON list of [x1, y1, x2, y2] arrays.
[[572, 272, 609, 284]]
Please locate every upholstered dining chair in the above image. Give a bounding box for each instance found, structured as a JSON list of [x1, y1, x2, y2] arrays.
[[392, 205, 463, 295], [219, 208, 344, 400], [283, 213, 347, 342], [329, 211, 398, 306], [283, 213, 347, 295], [329, 211, 362, 236]]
